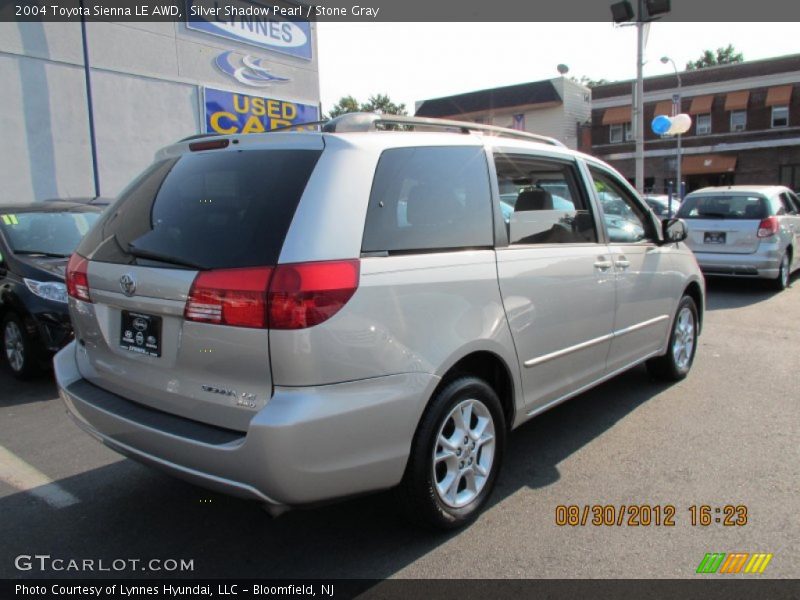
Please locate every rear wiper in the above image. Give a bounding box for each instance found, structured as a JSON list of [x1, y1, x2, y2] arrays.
[[13, 250, 69, 258], [127, 244, 205, 270]]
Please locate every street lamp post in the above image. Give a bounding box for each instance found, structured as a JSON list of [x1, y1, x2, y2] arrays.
[[661, 56, 681, 216]]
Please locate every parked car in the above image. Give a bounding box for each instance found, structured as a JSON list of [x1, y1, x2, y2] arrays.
[[55, 114, 704, 529], [676, 185, 800, 290], [0, 202, 101, 378]]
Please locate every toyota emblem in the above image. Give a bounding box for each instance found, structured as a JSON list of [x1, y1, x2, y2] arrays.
[[120, 274, 136, 296]]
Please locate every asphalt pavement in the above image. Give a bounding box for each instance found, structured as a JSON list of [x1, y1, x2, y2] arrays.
[[0, 277, 798, 580]]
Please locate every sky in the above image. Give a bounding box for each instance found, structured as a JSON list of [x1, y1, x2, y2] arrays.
[[316, 22, 800, 114]]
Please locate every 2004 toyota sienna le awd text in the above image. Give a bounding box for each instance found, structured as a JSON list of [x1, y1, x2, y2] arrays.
[[55, 114, 704, 530]]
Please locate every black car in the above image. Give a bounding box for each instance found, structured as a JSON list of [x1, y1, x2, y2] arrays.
[[0, 202, 101, 378]]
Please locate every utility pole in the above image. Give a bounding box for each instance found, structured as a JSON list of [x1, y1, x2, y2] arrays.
[[634, 4, 645, 194]]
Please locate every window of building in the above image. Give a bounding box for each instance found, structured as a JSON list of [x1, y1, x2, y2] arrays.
[[730, 110, 747, 132], [493, 154, 597, 245], [696, 114, 712, 135], [610, 122, 633, 143], [361, 146, 494, 254], [772, 106, 789, 128]]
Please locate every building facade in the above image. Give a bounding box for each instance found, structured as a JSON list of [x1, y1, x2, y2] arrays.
[[415, 77, 591, 150], [0, 14, 320, 203], [587, 54, 800, 194]]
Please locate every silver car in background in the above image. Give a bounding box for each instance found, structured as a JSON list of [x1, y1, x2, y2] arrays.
[[677, 185, 800, 290], [55, 114, 705, 530]]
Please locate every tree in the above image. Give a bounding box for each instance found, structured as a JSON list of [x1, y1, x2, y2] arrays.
[[685, 45, 744, 71], [325, 94, 407, 119], [570, 75, 609, 88]]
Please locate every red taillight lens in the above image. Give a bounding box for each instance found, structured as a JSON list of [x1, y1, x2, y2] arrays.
[[185, 267, 273, 328], [184, 260, 360, 330], [268, 260, 360, 330], [189, 139, 230, 152], [757, 216, 779, 238], [66, 253, 92, 302]]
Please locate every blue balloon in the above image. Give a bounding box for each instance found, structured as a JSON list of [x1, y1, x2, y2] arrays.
[[652, 115, 672, 135]]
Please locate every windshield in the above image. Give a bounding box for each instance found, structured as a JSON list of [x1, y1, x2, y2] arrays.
[[677, 195, 768, 220], [0, 210, 100, 257]]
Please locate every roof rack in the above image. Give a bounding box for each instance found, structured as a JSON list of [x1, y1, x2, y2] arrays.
[[177, 113, 566, 147], [320, 112, 566, 147]]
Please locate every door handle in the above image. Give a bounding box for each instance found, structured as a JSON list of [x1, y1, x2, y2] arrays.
[[594, 258, 613, 271], [615, 257, 630, 269]]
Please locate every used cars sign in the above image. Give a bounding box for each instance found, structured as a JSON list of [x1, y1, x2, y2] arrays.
[[204, 87, 318, 134], [187, 0, 312, 61]]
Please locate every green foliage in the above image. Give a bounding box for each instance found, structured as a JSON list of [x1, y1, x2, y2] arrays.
[[326, 94, 407, 120], [685, 45, 744, 71]]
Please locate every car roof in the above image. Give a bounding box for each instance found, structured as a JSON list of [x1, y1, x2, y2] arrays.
[[686, 185, 790, 197], [0, 201, 102, 212]]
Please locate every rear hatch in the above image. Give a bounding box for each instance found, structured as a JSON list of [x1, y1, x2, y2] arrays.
[[677, 193, 767, 254], [67, 139, 323, 431]]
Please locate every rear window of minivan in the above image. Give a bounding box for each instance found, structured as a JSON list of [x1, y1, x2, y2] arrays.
[[77, 149, 322, 270], [677, 195, 768, 220]]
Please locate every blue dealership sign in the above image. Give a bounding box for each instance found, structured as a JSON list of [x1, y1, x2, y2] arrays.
[[204, 87, 319, 134], [187, 0, 312, 61]]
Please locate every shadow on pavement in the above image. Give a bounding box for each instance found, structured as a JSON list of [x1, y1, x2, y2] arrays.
[[0, 365, 669, 580], [703, 276, 786, 311]]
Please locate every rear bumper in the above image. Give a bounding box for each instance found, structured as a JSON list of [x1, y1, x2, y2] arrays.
[[692, 247, 781, 278], [55, 342, 436, 507]]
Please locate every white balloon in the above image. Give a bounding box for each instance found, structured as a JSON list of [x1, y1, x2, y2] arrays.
[[667, 113, 692, 135]]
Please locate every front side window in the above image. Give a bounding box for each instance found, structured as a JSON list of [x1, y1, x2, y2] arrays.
[[494, 153, 597, 245], [361, 146, 493, 254], [696, 114, 712, 135], [589, 166, 654, 244], [730, 110, 747, 132], [772, 106, 789, 128]]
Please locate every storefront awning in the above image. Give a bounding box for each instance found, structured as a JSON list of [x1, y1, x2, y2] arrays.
[[682, 154, 737, 175], [652, 101, 673, 117], [688, 95, 714, 115], [602, 106, 632, 125], [724, 90, 750, 111], [765, 85, 793, 107]]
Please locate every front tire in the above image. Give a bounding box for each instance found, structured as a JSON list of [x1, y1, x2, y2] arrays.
[[2, 313, 38, 380], [396, 376, 506, 530], [647, 295, 698, 382]]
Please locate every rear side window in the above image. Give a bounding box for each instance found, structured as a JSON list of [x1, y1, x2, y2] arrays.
[[677, 195, 767, 220], [77, 149, 322, 270], [361, 146, 493, 254]]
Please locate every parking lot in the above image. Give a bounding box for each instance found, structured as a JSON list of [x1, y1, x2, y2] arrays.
[[1, 277, 798, 580]]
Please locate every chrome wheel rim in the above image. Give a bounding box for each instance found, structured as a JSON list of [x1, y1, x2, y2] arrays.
[[780, 256, 789, 288], [432, 398, 496, 508], [671, 307, 695, 372], [4, 321, 25, 373]]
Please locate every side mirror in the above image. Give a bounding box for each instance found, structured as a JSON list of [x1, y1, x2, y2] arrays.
[[662, 218, 688, 244]]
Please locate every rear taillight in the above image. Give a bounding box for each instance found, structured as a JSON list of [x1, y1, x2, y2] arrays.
[[189, 139, 230, 152], [268, 260, 360, 330], [185, 267, 273, 328], [66, 253, 92, 302], [757, 216, 779, 238], [184, 260, 360, 330]]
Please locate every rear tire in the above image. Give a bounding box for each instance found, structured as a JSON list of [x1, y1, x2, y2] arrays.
[[772, 253, 790, 291], [396, 376, 506, 530], [647, 295, 698, 382], [2, 313, 38, 380]]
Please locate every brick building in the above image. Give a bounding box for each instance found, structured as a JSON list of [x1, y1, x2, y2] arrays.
[[415, 77, 591, 150], [586, 53, 800, 194]]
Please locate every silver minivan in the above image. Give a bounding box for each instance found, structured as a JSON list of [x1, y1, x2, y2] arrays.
[[55, 114, 704, 529], [677, 185, 800, 290]]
